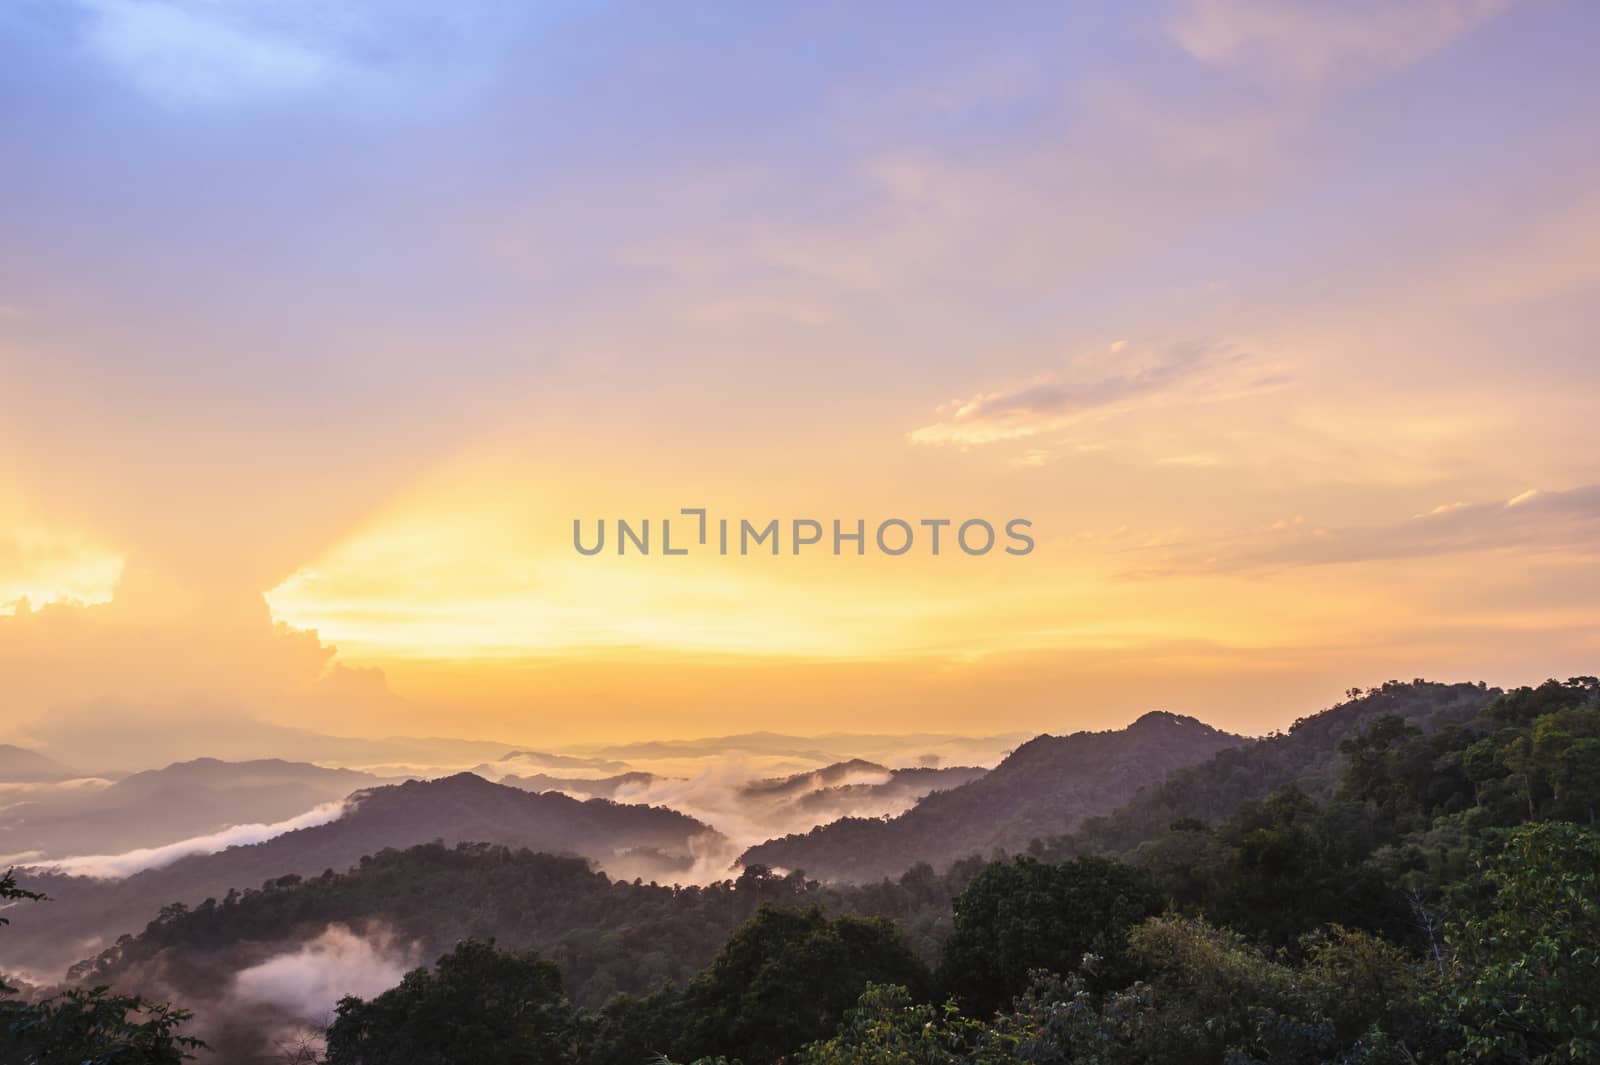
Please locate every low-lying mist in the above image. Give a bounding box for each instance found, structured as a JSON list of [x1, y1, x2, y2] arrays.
[[527, 754, 989, 881], [231, 923, 419, 1021], [13, 800, 351, 878]]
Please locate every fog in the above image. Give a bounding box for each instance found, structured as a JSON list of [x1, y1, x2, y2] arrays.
[[547, 755, 988, 879], [231, 923, 419, 1022], [19, 799, 351, 878]]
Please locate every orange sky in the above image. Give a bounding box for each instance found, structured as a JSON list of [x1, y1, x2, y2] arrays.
[[2, 0, 1598, 754]]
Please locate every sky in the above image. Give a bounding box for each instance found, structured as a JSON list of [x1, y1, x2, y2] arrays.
[[2, 0, 1598, 758]]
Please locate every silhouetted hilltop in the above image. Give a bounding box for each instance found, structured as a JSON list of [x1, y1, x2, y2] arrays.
[[6, 773, 721, 980], [0, 744, 76, 782], [1044, 680, 1499, 859], [742, 759, 891, 799], [501, 771, 660, 798], [1, 758, 384, 860], [740, 711, 1243, 881]]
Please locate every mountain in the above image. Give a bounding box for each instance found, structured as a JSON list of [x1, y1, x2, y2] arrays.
[[592, 730, 1028, 769], [0, 744, 77, 782], [469, 750, 632, 779], [1045, 680, 1499, 858], [739, 712, 1245, 882], [742, 761, 989, 818], [0, 758, 385, 860], [5, 773, 723, 981], [60, 840, 970, 1062], [42, 679, 1591, 1065], [17, 708, 523, 776], [502, 771, 660, 798], [795, 765, 988, 813], [740, 759, 894, 799]]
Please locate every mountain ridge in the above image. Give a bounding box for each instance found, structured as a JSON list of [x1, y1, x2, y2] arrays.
[[739, 711, 1244, 881], [6, 773, 722, 981]]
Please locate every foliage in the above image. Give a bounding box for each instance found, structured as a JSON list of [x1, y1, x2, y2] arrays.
[[785, 919, 1446, 1065], [673, 905, 934, 1065], [1046, 681, 1498, 861], [1, 868, 47, 997], [0, 868, 46, 917], [15, 676, 1600, 1065], [938, 855, 1162, 1014], [797, 984, 1020, 1065], [79, 847, 964, 1011], [3, 872, 203, 1063], [1446, 822, 1600, 1063], [582, 983, 689, 1065], [0, 987, 204, 1065], [325, 939, 579, 1065], [743, 712, 1245, 883]]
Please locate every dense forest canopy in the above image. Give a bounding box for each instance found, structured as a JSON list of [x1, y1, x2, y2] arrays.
[[3, 678, 1597, 1064]]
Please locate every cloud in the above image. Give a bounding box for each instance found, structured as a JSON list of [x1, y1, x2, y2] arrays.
[[231, 924, 418, 1022], [76, 0, 340, 106], [1130, 483, 1600, 576], [17, 798, 351, 878], [908, 343, 1280, 449], [66, 0, 518, 110], [0, 523, 123, 613], [586, 754, 981, 881], [1168, 0, 1520, 89]]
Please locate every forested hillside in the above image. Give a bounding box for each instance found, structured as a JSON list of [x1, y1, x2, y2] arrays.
[[1044, 679, 1497, 859], [740, 710, 1243, 880], [4, 773, 720, 979], [4, 678, 1597, 1064]]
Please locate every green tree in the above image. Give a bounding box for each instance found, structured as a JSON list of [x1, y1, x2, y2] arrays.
[[797, 984, 1018, 1065], [1, 869, 46, 997], [1532, 710, 1600, 826], [1014, 916, 1441, 1065], [2, 987, 204, 1065], [325, 939, 578, 1065], [938, 855, 1162, 1015], [1339, 714, 1423, 811], [582, 984, 687, 1065], [3, 870, 203, 1064], [1447, 822, 1600, 1063], [676, 905, 933, 1065]]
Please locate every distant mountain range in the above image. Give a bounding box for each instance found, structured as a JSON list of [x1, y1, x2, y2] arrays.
[[11, 711, 524, 777], [2, 685, 1512, 991], [739, 712, 1245, 881], [6, 773, 721, 981], [0, 744, 78, 782], [469, 750, 632, 779], [590, 730, 1027, 769], [501, 761, 987, 810], [0, 758, 386, 861], [502, 771, 661, 798], [741, 761, 989, 820]]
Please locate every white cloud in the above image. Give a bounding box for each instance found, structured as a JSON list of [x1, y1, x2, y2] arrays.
[[908, 343, 1284, 449], [68, 0, 516, 111], [78, 0, 339, 106], [232, 924, 417, 1022], [20, 798, 350, 878], [1168, 0, 1520, 89]]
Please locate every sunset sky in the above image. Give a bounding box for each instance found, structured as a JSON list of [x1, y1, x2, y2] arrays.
[[3, 0, 1598, 756]]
